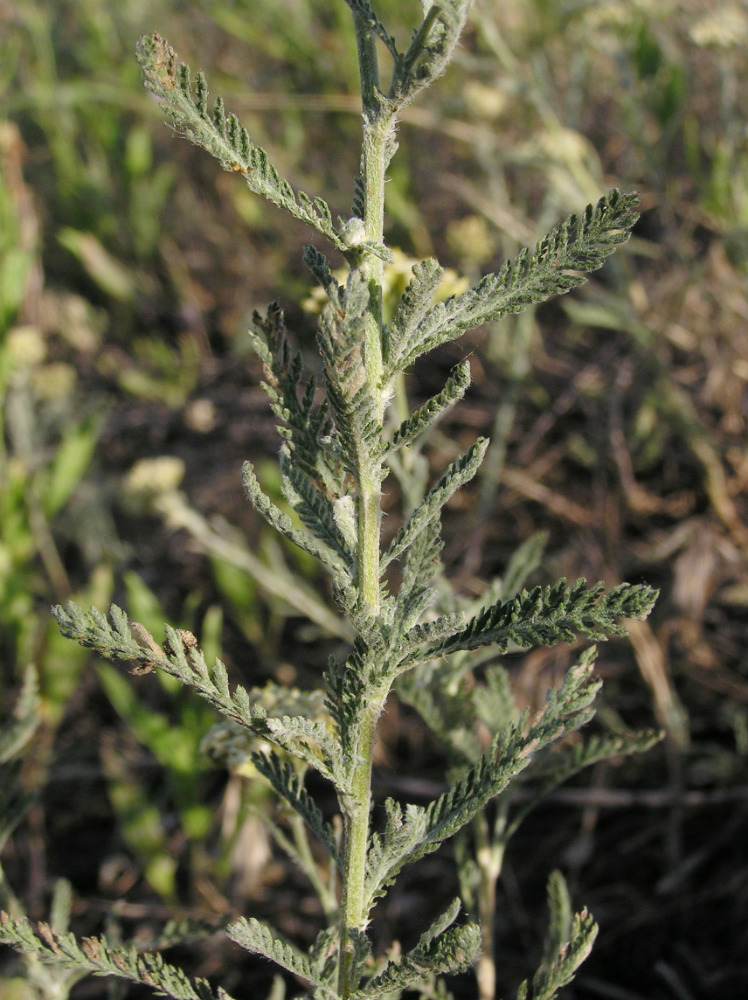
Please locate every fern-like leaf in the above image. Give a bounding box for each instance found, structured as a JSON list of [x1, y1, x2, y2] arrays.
[[324, 648, 375, 768], [135, 34, 345, 250], [52, 605, 343, 783], [226, 917, 334, 998], [386, 190, 639, 377], [351, 902, 480, 998], [248, 301, 340, 497], [364, 656, 603, 907], [0, 914, 231, 1000], [516, 887, 598, 1000], [251, 751, 341, 867], [381, 438, 488, 571], [54, 604, 253, 725], [387, 362, 471, 454], [279, 448, 354, 568], [316, 270, 385, 479], [385, 258, 445, 369], [405, 578, 658, 664], [242, 461, 352, 578], [389, 516, 444, 638]]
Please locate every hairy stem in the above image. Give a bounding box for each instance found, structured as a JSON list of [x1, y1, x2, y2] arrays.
[[338, 12, 399, 998], [337, 692, 384, 997], [354, 112, 396, 616]]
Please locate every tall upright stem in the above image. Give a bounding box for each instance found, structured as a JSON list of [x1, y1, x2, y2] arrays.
[[350, 8, 396, 618], [354, 109, 395, 618], [337, 10, 398, 998]]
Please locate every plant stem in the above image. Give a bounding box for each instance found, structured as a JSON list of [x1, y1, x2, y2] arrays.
[[353, 109, 392, 612], [337, 688, 386, 997], [354, 87, 396, 618], [338, 13, 399, 997], [474, 803, 509, 1000]]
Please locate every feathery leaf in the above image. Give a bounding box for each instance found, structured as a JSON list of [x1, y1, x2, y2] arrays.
[[351, 908, 480, 998], [135, 34, 345, 249], [226, 917, 334, 997], [316, 270, 385, 478], [386, 257, 444, 369], [251, 751, 342, 866], [518, 897, 598, 1000], [387, 362, 471, 454], [386, 190, 640, 376], [365, 655, 603, 906], [405, 578, 658, 664], [279, 449, 354, 568], [382, 438, 488, 571], [247, 301, 340, 496], [242, 461, 352, 578], [52, 605, 342, 775], [0, 914, 230, 1000]]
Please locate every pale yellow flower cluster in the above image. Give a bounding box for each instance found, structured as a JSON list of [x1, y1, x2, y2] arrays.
[[689, 7, 748, 49], [302, 248, 469, 321]]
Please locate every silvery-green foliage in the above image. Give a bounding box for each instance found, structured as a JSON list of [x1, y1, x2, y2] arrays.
[[134, 34, 343, 251], [514, 872, 598, 1000], [0, 3, 660, 999], [383, 191, 639, 378], [0, 914, 234, 1000]]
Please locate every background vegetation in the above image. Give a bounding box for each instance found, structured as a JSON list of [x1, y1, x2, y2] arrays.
[[1, 0, 746, 997]]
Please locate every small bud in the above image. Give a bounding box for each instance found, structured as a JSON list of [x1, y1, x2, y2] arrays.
[[340, 216, 367, 248]]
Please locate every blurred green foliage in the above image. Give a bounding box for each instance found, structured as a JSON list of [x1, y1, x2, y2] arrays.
[[97, 573, 222, 900]]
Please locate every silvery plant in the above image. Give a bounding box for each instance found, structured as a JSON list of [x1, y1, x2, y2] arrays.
[[0, 3, 659, 999]]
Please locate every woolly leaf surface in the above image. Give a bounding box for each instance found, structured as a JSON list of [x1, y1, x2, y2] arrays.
[[136, 34, 345, 249], [0, 914, 228, 1000], [382, 438, 488, 571], [387, 191, 640, 376], [226, 917, 333, 996]]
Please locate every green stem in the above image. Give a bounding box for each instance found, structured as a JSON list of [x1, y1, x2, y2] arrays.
[[338, 11, 399, 998], [353, 74, 397, 618], [354, 112, 396, 617], [337, 693, 385, 997]]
